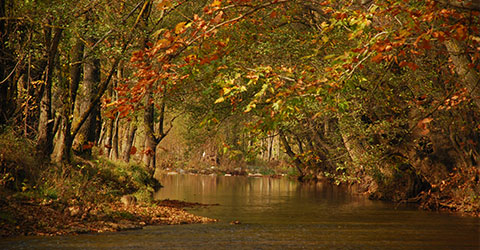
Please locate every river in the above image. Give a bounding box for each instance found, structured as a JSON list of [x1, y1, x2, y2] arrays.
[[1, 174, 479, 249]]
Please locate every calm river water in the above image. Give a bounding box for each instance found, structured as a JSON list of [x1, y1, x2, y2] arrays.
[[1, 174, 479, 249]]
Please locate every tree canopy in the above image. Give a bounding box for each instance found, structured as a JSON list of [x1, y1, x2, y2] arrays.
[[1, 0, 479, 214]]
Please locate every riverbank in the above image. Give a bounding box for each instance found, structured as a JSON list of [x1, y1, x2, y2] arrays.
[[0, 132, 216, 238], [0, 193, 216, 237]]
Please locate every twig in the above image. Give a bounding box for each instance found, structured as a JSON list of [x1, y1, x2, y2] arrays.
[[0, 58, 22, 85]]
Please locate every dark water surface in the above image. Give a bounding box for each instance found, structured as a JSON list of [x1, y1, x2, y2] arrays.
[[1, 174, 479, 249]]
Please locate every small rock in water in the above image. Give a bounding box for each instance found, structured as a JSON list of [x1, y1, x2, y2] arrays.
[[224, 173, 232, 177]]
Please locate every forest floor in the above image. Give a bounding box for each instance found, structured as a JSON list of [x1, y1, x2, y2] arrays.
[[0, 193, 217, 238], [0, 131, 218, 238]]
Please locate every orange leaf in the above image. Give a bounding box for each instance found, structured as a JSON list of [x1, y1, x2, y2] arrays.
[[371, 53, 384, 63], [456, 25, 467, 40], [420, 128, 430, 136], [420, 117, 433, 124], [417, 117, 433, 132], [433, 31, 446, 42], [212, 11, 223, 24]]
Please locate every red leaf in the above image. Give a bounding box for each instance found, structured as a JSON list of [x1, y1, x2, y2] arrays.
[[407, 62, 419, 71], [419, 39, 432, 50], [130, 146, 137, 155], [352, 47, 366, 53], [83, 142, 95, 150], [433, 31, 446, 42]]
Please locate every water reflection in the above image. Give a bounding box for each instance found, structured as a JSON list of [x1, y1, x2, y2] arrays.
[[155, 175, 302, 205], [155, 175, 371, 214]]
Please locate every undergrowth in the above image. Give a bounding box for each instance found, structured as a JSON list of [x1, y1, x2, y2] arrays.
[[0, 128, 160, 205]]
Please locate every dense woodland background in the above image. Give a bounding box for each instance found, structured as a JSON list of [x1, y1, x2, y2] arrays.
[[1, 0, 479, 214]]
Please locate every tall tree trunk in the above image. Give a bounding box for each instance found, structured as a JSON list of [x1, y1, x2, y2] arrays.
[[122, 119, 137, 163], [109, 60, 124, 160], [53, 38, 84, 163], [435, 0, 480, 11], [279, 130, 305, 180], [73, 36, 100, 156], [143, 92, 172, 172], [338, 116, 367, 170], [443, 39, 480, 109], [140, 0, 157, 172], [104, 62, 118, 157], [267, 136, 273, 161], [37, 26, 62, 156], [0, 0, 14, 125], [68, 1, 144, 148], [104, 118, 114, 156], [110, 114, 120, 160], [143, 91, 157, 172]]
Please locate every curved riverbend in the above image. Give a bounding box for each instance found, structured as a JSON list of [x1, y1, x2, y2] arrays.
[[1, 174, 478, 249]]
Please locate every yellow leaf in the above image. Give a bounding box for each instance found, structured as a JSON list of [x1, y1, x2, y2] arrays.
[[211, 0, 221, 7], [215, 97, 225, 104], [105, 101, 117, 108], [157, 0, 172, 9], [245, 103, 256, 113], [222, 87, 231, 95], [175, 22, 187, 34], [152, 28, 166, 39]]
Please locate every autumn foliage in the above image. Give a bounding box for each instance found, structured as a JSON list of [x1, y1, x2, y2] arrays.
[[0, 0, 479, 219], [125, 0, 480, 214]]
